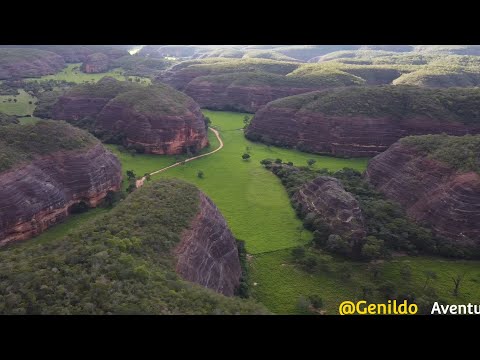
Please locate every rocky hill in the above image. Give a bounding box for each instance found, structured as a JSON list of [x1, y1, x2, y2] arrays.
[[246, 86, 480, 157], [0, 48, 65, 79], [1, 45, 128, 63], [291, 176, 366, 254], [365, 134, 480, 255], [81, 53, 110, 73], [0, 121, 122, 246], [176, 192, 242, 296], [183, 71, 363, 112], [37, 77, 209, 155], [157, 58, 301, 90], [0, 179, 267, 314]]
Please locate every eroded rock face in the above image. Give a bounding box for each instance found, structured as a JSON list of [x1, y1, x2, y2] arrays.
[[365, 142, 480, 250], [0, 48, 65, 80], [81, 53, 110, 73], [48, 79, 209, 155], [175, 192, 241, 296], [247, 107, 480, 157], [291, 176, 366, 250], [184, 79, 320, 113], [0, 144, 122, 246], [96, 99, 208, 155]]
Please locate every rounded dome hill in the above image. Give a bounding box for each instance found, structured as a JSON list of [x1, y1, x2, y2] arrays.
[[43, 77, 209, 155]]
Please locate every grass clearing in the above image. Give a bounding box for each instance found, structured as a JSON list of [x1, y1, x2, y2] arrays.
[[18, 116, 42, 125], [109, 110, 368, 254], [251, 249, 480, 314], [0, 90, 36, 116], [26, 64, 151, 84]]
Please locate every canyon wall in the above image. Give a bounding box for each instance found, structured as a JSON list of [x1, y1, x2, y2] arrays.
[[365, 141, 480, 250], [0, 144, 122, 246], [176, 192, 242, 296]]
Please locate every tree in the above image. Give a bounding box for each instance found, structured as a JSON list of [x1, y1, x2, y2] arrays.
[[287, 162, 294, 166], [400, 264, 412, 281], [126, 170, 136, 180], [291, 247, 305, 260], [260, 159, 272, 166], [242, 153, 251, 161], [452, 273, 465, 296], [103, 190, 116, 208], [308, 295, 323, 309], [126, 183, 136, 193], [312, 222, 330, 248], [204, 116, 211, 130], [243, 115, 251, 128], [13, 99, 17, 103], [423, 271, 437, 290], [144, 173, 151, 182], [307, 159, 316, 167], [368, 263, 382, 280], [275, 158, 282, 164], [197, 170, 204, 179], [361, 236, 384, 260]]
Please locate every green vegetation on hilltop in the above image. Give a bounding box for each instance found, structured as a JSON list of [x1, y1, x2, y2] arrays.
[[243, 50, 300, 62], [113, 55, 173, 78], [191, 70, 363, 88], [267, 85, 480, 124], [111, 82, 190, 114], [0, 112, 18, 126], [401, 134, 480, 173], [0, 180, 267, 314], [0, 121, 96, 172], [66, 76, 138, 98], [0, 48, 65, 80], [184, 58, 301, 76]]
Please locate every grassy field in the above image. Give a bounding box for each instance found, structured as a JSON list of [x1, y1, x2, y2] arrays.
[[108, 110, 368, 254], [0, 90, 36, 116], [250, 250, 480, 314], [18, 116, 42, 125], [27, 64, 151, 84], [5, 109, 479, 314]]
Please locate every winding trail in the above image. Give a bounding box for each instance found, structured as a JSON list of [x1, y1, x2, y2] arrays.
[[136, 127, 223, 188]]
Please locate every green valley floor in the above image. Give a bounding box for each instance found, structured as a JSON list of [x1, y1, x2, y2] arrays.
[[8, 109, 480, 314]]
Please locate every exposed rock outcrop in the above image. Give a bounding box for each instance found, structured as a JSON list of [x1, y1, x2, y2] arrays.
[[291, 176, 366, 251], [176, 192, 242, 296], [81, 53, 110, 73], [365, 140, 480, 251], [246, 87, 480, 157], [47, 78, 209, 155], [0, 143, 122, 246], [0, 48, 65, 80], [184, 75, 324, 112]]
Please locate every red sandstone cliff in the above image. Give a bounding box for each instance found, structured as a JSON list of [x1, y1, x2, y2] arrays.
[[291, 176, 366, 252], [175, 192, 242, 296], [81, 53, 110, 73], [48, 79, 209, 155], [365, 142, 480, 250], [247, 107, 480, 157], [95, 99, 208, 155], [0, 144, 122, 246], [184, 78, 321, 113]]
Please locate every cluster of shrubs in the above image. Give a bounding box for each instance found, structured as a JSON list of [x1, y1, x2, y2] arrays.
[[261, 160, 477, 259]]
